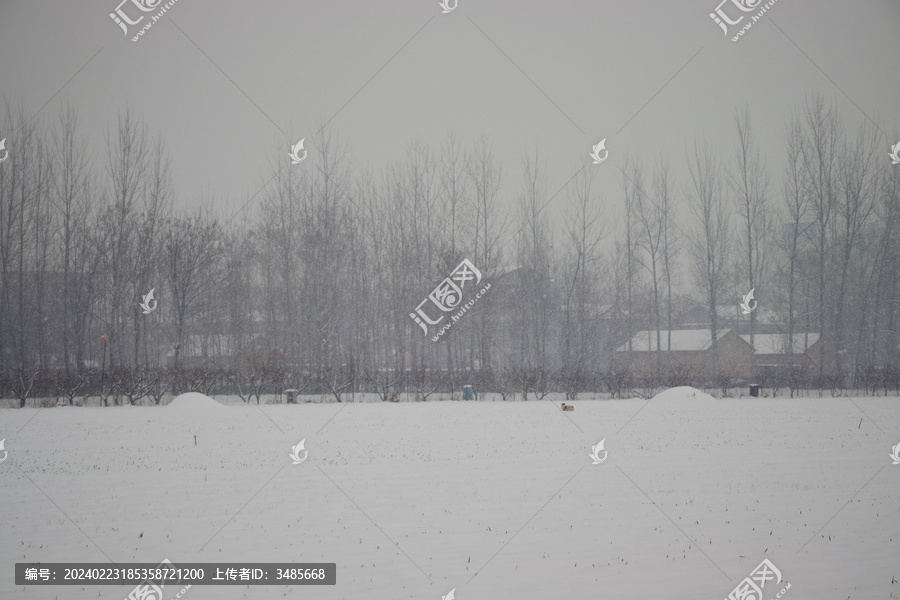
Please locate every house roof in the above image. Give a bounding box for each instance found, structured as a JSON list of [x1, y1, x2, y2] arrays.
[[740, 333, 819, 355], [617, 329, 737, 352]]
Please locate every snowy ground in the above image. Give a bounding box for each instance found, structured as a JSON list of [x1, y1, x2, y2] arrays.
[[1, 388, 898, 599]]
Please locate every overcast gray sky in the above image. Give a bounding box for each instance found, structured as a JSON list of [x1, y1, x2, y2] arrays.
[[0, 0, 898, 226]]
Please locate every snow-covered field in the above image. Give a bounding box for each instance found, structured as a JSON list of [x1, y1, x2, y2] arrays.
[[1, 387, 898, 599]]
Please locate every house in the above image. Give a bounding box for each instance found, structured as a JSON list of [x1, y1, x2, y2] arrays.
[[740, 333, 821, 380], [614, 328, 752, 381]]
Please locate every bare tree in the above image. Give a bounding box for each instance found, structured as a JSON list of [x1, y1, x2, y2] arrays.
[[409, 368, 443, 402], [164, 211, 223, 371], [832, 121, 879, 377], [728, 107, 771, 352], [440, 132, 470, 259], [12, 368, 39, 408], [466, 136, 507, 370], [687, 141, 730, 382], [525, 366, 553, 401], [867, 155, 900, 375], [365, 367, 402, 402], [186, 365, 222, 396], [147, 367, 175, 405], [780, 113, 811, 356], [131, 137, 173, 368], [26, 119, 55, 370], [322, 364, 359, 403], [219, 228, 256, 373], [561, 166, 608, 385], [110, 366, 156, 405], [655, 158, 679, 358], [0, 102, 54, 371], [104, 108, 150, 369], [634, 158, 666, 374], [256, 140, 306, 369], [297, 131, 355, 382], [53, 102, 95, 372], [515, 149, 554, 370], [619, 156, 644, 356], [54, 369, 83, 406], [799, 95, 842, 387]]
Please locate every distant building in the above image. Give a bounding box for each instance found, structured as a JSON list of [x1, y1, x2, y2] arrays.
[[613, 328, 830, 384], [614, 329, 752, 381], [741, 332, 820, 369]]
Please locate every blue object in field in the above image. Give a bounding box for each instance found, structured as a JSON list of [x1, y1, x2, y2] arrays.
[[462, 385, 474, 400]]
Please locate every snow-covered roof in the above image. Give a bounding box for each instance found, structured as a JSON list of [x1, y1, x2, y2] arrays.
[[617, 329, 735, 352], [740, 333, 819, 355]]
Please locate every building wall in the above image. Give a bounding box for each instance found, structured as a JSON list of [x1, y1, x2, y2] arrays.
[[716, 333, 752, 379], [614, 331, 752, 380]]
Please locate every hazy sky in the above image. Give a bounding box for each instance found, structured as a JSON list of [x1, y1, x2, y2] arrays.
[[0, 0, 898, 227]]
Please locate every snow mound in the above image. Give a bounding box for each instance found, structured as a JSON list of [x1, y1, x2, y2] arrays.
[[167, 392, 225, 409], [650, 386, 718, 402]]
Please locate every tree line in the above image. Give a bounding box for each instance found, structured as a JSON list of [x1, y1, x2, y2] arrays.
[[1, 94, 898, 405]]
